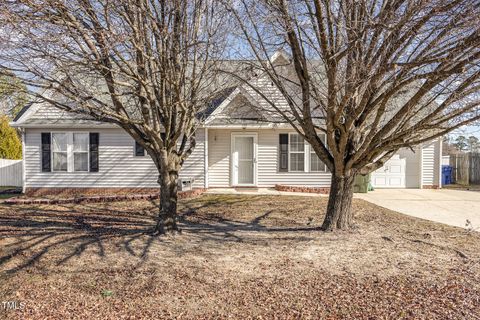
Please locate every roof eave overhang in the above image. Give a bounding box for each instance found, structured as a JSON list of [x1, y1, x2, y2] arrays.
[[204, 123, 293, 129], [9, 122, 119, 129]]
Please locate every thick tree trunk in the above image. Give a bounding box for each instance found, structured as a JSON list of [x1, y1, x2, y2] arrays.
[[153, 157, 180, 235], [321, 174, 356, 231]]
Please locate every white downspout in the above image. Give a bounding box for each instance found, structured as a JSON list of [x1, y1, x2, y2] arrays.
[[438, 137, 443, 188], [419, 144, 424, 189], [204, 128, 209, 189], [21, 128, 26, 194]]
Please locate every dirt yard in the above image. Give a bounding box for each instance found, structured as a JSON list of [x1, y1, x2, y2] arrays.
[[0, 194, 479, 319]]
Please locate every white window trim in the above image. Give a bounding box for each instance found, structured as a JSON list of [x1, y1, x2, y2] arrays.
[[288, 132, 307, 172], [51, 132, 68, 173], [50, 132, 90, 173], [286, 132, 328, 173], [72, 133, 90, 172]]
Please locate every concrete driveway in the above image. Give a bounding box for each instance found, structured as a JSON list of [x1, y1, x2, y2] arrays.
[[355, 189, 480, 230]]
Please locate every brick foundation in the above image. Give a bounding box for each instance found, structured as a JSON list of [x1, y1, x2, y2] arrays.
[[25, 187, 160, 197], [7, 188, 206, 205], [274, 184, 330, 194], [422, 185, 439, 189]]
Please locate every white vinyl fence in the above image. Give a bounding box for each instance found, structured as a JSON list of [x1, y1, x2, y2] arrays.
[[0, 159, 23, 187]]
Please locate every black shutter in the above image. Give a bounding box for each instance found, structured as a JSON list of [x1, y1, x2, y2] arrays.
[[89, 133, 99, 172], [41, 132, 51, 172], [135, 141, 145, 156], [279, 134, 288, 172]]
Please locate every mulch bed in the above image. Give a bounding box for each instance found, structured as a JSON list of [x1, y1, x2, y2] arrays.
[[2, 188, 206, 205], [0, 188, 22, 195]]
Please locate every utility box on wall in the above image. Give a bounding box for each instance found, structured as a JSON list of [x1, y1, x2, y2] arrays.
[[178, 178, 194, 191]]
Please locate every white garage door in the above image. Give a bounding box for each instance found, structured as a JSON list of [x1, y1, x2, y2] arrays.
[[371, 155, 406, 188]]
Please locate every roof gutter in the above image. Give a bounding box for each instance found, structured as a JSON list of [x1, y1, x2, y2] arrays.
[[9, 122, 119, 129], [203, 123, 294, 129]]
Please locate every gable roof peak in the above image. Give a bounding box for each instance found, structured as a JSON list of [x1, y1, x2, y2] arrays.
[[269, 50, 291, 64]]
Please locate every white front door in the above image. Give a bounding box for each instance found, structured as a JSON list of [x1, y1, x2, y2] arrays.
[[371, 154, 406, 188], [231, 133, 257, 186]]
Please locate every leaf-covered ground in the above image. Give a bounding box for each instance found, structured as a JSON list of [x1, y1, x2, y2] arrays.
[[0, 194, 479, 319]]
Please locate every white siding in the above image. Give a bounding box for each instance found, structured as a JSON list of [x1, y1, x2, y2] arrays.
[[208, 129, 231, 187], [434, 138, 441, 186], [208, 129, 332, 187], [24, 128, 205, 188], [257, 130, 331, 187], [209, 129, 441, 189], [23, 124, 441, 190], [421, 138, 441, 187]]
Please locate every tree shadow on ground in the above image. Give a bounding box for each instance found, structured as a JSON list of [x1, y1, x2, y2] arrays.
[[0, 197, 319, 275]]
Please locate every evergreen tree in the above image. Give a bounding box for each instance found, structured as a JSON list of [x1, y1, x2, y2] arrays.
[[454, 136, 468, 152], [0, 115, 22, 159], [468, 136, 479, 153]]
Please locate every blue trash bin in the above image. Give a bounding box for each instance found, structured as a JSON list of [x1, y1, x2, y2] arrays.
[[442, 165, 453, 185]]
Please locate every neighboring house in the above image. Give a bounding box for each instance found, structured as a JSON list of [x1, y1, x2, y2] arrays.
[[10, 54, 442, 195]]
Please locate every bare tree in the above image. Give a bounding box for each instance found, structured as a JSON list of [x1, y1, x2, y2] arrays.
[[0, 73, 27, 117], [0, 0, 228, 234], [225, 0, 480, 230]]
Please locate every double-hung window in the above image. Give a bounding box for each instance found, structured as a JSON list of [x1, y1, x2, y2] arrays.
[[282, 133, 327, 173], [289, 133, 305, 172], [51, 132, 89, 172], [52, 133, 68, 172], [73, 133, 89, 171]]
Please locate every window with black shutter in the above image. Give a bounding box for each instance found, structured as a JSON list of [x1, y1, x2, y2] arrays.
[[41, 132, 99, 172], [279, 134, 288, 172], [89, 133, 99, 172], [41, 132, 51, 172]]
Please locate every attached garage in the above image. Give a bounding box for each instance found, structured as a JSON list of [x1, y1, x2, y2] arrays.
[[371, 154, 407, 188], [371, 140, 442, 189]]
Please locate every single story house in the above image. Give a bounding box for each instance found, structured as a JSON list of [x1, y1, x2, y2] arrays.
[[10, 55, 442, 196]]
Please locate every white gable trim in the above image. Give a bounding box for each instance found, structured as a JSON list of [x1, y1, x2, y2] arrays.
[[205, 86, 260, 124], [10, 99, 117, 129], [205, 50, 290, 125], [269, 50, 290, 64], [205, 87, 241, 121], [10, 101, 44, 126], [205, 50, 293, 125]]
